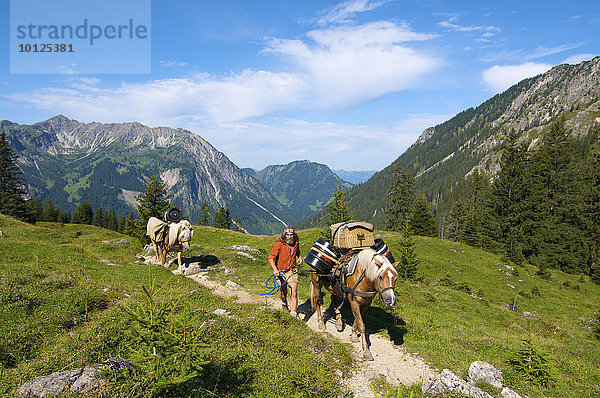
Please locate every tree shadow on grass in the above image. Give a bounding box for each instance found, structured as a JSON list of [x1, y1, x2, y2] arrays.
[[186, 356, 255, 397]]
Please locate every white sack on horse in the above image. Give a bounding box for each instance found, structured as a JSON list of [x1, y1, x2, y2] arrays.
[[169, 220, 193, 250], [147, 217, 168, 241]]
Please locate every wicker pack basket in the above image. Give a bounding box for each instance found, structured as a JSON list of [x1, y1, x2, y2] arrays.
[[330, 220, 375, 249]]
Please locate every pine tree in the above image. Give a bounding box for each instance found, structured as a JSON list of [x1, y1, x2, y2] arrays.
[[118, 213, 127, 233], [232, 216, 245, 233], [92, 207, 105, 227], [489, 132, 529, 262], [125, 210, 138, 236], [325, 180, 354, 227], [0, 131, 31, 221], [62, 210, 71, 224], [72, 201, 93, 224], [28, 197, 43, 222], [41, 199, 57, 222], [199, 200, 211, 226], [135, 175, 172, 243], [104, 208, 118, 231], [385, 164, 415, 232], [397, 221, 419, 280], [56, 204, 63, 223], [409, 195, 437, 237], [213, 206, 232, 229]]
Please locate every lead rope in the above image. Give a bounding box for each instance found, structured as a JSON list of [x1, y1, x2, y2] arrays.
[[260, 274, 287, 296]]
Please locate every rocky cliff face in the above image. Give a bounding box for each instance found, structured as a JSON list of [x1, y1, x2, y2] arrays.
[[3, 116, 293, 234]]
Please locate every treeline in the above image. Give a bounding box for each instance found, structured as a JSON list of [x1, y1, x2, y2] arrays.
[[27, 197, 139, 235], [438, 121, 600, 280]]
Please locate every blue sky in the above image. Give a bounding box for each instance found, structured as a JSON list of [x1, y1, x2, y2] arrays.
[[1, 0, 598, 171]]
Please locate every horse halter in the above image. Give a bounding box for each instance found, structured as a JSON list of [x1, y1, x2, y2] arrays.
[[373, 255, 397, 297]]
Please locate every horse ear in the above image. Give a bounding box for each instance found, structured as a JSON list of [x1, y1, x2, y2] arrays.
[[392, 261, 399, 268]]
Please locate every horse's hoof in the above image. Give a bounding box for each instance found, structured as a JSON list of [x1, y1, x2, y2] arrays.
[[336, 325, 343, 333], [350, 335, 360, 343], [363, 352, 374, 361]]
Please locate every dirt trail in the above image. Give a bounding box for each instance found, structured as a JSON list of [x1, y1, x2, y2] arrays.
[[187, 274, 436, 398]]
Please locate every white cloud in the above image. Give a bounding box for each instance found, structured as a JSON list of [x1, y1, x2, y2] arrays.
[[438, 17, 500, 33], [266, 22, 440, 107], [562, 53, 597, 65], [314, 0, 387, 26], [203, 113, 452, 171], [8, 70, 307, 125], [482, 62, 551, 93]]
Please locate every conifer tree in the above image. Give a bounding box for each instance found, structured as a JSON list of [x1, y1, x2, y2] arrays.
[[72, 200, 93, 224], [199, 200, 211, 226], [104, 208, 118, 231], [92, 207, 105, 227], [385, 164, 415, 231], [213, 206, 232, 229], [136, 175, 172, 240], [409, 195, 437, 237], [397, 221, 419, 280], [232, 216, 245, 233], [62, 210, 71, 224], [0, 131, 30, 221], [325, 180, 354, 227], [118, 213, 127, 233], [125, 210, 138, 236], [41, 199, 57, 222], [28, 197, 43, 222]]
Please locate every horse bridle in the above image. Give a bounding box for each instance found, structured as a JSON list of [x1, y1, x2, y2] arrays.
[[342, 256, 396, 300]]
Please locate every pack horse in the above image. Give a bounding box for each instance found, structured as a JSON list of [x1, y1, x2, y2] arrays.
[[146, 208, 193, 267], [307, 221, 398, 361]]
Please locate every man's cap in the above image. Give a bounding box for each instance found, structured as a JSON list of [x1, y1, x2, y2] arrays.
[[284, 227, 295, 234]]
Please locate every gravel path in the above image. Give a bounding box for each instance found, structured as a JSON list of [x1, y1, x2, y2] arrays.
[[187, 274, 436, 397]]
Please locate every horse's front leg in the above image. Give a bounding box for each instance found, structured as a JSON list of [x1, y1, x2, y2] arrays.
[[177, 250, 183, 268], [310, 276, 326, 330], [350, 299, 373, 361]]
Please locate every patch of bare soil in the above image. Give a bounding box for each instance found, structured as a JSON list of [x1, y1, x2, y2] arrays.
[[186, 273, 436, 398]]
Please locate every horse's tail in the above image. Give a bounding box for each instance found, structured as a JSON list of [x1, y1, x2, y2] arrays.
[[310, 276, 320, 310]]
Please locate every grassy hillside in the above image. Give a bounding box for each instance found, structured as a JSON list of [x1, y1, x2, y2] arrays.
[[0, 215, 353, 397], [196, 228, 600, 397], [1, 214, 599, 397]]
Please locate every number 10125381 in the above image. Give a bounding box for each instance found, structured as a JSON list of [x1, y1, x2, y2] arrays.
[[18, 43, 74, 53]]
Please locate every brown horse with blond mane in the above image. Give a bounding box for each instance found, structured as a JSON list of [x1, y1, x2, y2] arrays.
[[310, 248, 398, 361]]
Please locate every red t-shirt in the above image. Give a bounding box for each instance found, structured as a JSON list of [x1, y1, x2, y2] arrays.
[[268, 241, 300, 271]]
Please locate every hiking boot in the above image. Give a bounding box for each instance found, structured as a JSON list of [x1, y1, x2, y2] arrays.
[[281, 301, 289, 313]]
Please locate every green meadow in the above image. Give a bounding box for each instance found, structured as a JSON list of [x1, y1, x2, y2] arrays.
[[1, 214, 599, 397]]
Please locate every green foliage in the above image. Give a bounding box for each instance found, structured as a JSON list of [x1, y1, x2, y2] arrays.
[[136, 175, 172, 224], [199, 200, 211, 226], [135, 175, 172, 242], [213, 206, 232, 229], [121, 282, 210, 396], [325, 179, 354, 226], [593, 312, 600, 340], [71, 200, 93, 225], [28, 197, 43, 222], [385, 164, 415, 232], [508, 338, 557, 387], [0, 131, 30, 221], [397, 223, 419, 280], [41, 199, 57, 222], [408, 195, 437, 237]]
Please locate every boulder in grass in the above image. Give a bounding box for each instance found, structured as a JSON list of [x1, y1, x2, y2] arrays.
[[18, 357, 133, 398], [468, 361, 503, 389], [422, 369, 493, 398]]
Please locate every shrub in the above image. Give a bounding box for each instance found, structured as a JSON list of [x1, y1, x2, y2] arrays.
[[508, 338, 557, 387]]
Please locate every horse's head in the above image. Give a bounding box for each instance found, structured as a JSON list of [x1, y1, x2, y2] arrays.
[[372, 254, 397, 309], [174, 220, 193, 250], [359, 249, 397, 309]]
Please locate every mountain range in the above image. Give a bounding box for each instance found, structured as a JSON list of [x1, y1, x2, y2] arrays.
[[1, 117, 353, 234], [3, 57, 598, 234]]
